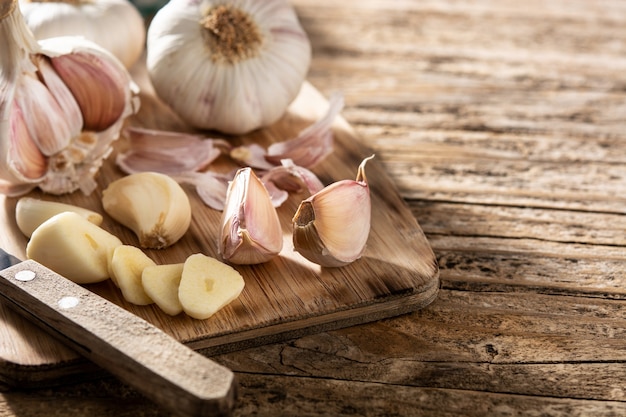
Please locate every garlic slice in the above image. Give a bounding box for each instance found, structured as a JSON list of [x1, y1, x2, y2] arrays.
[[292, 155, 375, 267], [146, 0, 311, 134], [19, 0, 146, 68], [0, 0, 139, 196], [219, 167, 283, 264]]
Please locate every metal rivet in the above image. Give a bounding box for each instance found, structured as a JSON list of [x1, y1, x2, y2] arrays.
[[14, 270, 36, 282], [58, 296, 80, 309]]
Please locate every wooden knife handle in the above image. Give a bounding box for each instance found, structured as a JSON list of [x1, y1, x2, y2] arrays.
[[0, 259, 236, 417]]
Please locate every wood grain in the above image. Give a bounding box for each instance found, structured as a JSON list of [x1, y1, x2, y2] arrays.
[[0, 79, 438, 385], [2, 0, 626, 416]]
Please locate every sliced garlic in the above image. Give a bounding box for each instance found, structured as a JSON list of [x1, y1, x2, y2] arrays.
[[141, 263, 184, 316], [0, 0, 139, 196], [219, 167, 283, 264], [109, 245, 155, 306], [26, 211, 122, 284], [178, 253, 245, 320], [292, 155, 375, 267], [101, 172, 192, 249], [15, 196, 103, 237], [146, 0, 311, 134], [19, 0, 146, 68]]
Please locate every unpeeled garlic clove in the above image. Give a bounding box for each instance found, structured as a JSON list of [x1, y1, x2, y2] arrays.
[[219, 167, 283, 265], [102, 172, 192, 249], [292, 155, 375, 267]]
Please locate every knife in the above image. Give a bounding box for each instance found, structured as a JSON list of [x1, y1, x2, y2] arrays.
[[0, 248, 236, 417]]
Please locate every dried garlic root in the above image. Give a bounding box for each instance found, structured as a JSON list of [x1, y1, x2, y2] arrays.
[[102, 172, 192, 249], [26, 211, 122, 284], [16, 197, 103, 238]]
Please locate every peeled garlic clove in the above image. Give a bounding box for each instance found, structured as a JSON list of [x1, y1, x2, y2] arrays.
[[26, 211, 122, 284], [15, 196, 103, 237], [292, 155, 375, 267], [19, 0, 146, 68], [146, 0, 311, 134], [219, 167, 283, 264], [102, 172, 192, 249], [0, 0, 139, 196]]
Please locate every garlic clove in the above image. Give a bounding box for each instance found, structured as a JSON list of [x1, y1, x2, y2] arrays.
[[102, 172, 192, 249], [219, 167, 283, 264], [15, 196, 103, 238], [45, 43, 128, 131], [14, 71, 76, 156], [8, 104, 48, 181], [26, 211, 122, 284], [292, 155, 374, 267]]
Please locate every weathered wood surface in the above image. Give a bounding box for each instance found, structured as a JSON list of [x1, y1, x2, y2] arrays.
[[2, 0, 626, 416]]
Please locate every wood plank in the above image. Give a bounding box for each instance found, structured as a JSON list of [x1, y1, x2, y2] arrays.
[[218, 290, 626, 401], [0, 80, 438, 386]]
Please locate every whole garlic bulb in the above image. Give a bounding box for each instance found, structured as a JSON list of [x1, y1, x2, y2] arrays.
[[146, 0, 311, 135], [0, 0, 139, 197], [19, 0, 146, 68]]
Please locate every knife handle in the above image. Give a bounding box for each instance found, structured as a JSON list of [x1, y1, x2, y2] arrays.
[[0, 259, 236, 417]]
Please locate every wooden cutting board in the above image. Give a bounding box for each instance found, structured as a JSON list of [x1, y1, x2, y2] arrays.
[[0, 66, 439, 387]]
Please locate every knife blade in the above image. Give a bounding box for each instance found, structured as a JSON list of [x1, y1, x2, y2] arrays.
[[0, 248, 236, 417]]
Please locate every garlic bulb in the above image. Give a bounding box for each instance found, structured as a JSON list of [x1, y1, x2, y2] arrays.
[[146, 0, 311, 134], [0, 0, 139, 196], [292, 155, 374, 267], [19, 0, 146, 68], [219, 167, 283, 264]]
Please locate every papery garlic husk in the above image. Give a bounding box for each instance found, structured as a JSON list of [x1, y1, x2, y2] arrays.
[[219, 167, 283, 264], [19, 0, 146, 68], [146, 0, 311, 134], [0, 0, 139, 196], [292, 155, 374, 267]]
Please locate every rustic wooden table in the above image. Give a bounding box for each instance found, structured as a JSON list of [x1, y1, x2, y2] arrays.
[[2, 0, 626, 415]]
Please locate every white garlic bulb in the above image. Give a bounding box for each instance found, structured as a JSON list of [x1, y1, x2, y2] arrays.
[[0, 0, 139, 197], [18, 0, 146, 68], [146, 0, 312, 135]]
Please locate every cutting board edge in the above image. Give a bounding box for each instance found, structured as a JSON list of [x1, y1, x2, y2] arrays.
[[0, 273, 439, 388]]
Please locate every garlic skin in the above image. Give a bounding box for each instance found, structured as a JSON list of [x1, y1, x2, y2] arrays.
[[146, 0, 311, 134], [102, 172, 192, 249], [0, 0, 139, 196], [292, 155, 374, 267], [219, 167, 283, 264], [19, 0, 146, 69]]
